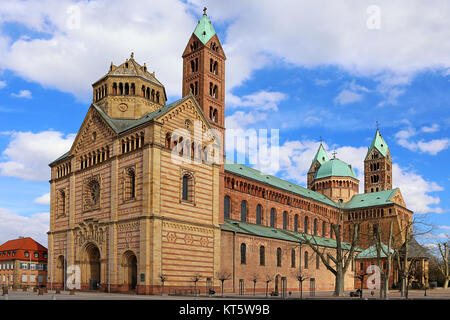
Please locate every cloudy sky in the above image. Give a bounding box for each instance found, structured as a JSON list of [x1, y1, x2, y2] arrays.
[[0, 0, 449, 247]]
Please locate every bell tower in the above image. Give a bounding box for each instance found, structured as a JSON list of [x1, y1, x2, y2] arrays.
[[364, 128, 393, 193], [182, 8, 226, 139], [182, 8, 227, 224]]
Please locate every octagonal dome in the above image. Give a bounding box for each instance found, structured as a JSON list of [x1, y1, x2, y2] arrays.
[[315, 158, 357, 180]]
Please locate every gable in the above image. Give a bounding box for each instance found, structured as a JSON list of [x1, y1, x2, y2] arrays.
[[389, 188, 406, 207], [69, 106, 117, 156], [157, 95, 218, 148], [204, 34, 226, 58]]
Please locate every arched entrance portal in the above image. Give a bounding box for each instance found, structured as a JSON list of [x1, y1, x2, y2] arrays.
[[83, 243, 101, 290], [122, 251, 137, 291]]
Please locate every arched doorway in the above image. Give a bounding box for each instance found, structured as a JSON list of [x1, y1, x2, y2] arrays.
[[56, 255, 65, 287], [122, 251, 137, 291], [84, 243, 101, 290], [274, 275, 280, 294]]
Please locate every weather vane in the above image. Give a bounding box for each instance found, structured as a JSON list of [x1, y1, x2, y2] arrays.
[[376, 121, 380, 130], [332, 150, 337, 159], [203, 7, 207, 15]]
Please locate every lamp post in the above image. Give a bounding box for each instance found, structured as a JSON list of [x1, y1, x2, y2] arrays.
[[424, 276, 428, 297]]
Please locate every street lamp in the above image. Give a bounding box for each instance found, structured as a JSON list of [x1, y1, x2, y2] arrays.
[[424, 276, 428, 297]]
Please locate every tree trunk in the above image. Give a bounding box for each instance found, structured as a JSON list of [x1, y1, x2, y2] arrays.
[[334, 272, 345, 296], [444, 279, 449, 289]]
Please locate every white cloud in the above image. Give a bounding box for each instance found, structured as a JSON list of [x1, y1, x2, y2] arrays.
[[0, 0, 197, 101], [392, 163, 444, 214], [421, 124, 440, 133], [189, 0, 450, 98], [34, 192, 50, 205], [334, 89, 363, 105], [1, 1, 448, 102], [227, 90, 287, 111], [0, 130, 75, 181], [334, 81, 370, 105], [395, 126, 450, 155], [0, 80, 6, 89], [11, 89, 32, 99], [0, 208, 49, 246]]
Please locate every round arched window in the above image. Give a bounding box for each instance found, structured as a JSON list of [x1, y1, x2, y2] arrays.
[[90, 180, 100, 205]]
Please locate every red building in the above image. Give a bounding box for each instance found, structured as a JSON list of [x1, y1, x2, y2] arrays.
[[0, 237, 48, 288]]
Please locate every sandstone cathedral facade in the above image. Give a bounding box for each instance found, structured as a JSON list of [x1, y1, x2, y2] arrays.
[[48, 11, 418, 294]]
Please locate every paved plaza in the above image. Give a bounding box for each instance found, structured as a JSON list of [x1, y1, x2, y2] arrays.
[[2, 288, 450, 300]]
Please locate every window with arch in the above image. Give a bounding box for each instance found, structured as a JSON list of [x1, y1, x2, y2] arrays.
[[330, 224, 334, 239], [304, 251, 309, 269], [313, 219, 318, 235], [57, 189, 66, 217], [322, 221, 326, 237], [276, 248, 282, 267], [240, 200, 247, 222], [294, 214, 299, 232], [224, 196, 231, 219], [181, 173, 194, 202], [256, 204, 262, 224], [304, 216, 309, 234], [291, 249, 295, 268], [259, 246, 265, 266], [124, 167, 136, 200], [240, 243, 246, 264], [282, 211, 288, 230], [316, 254, 320, 269], [270, 208, 276, 227]]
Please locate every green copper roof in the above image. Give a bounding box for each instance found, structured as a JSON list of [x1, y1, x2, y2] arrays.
[[367, 129, 389, 157], [314, 158, 357, 180], [356, 243, 394, 259], [193, 13, 216, 44], [224, 160, 337, 207], [311, 143, 330, 165], [343, 188, 398, 209], [221, 219, 361, 251]]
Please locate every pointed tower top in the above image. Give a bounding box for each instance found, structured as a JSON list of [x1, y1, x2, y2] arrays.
[[312, 143, 330, 165], [367, 128, 389, 157], [193, 9, 216, 44]]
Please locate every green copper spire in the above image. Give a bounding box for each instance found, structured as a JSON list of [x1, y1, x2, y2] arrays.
[[367, 129, 389, 157], [312, 143, 330, 165], [193, 7, 216, 44]]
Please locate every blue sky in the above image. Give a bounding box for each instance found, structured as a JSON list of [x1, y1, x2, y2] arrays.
[[0, 0, 449, 248]]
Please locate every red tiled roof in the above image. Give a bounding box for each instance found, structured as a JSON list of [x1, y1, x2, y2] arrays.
[[0, 237, 47, 252]]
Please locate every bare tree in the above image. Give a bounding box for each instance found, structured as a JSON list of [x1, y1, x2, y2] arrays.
[[392, 217, 432, 298], [368, 219, 395, 299], [250, 273, 259, 296], [297, 207, 360, 296], [292, 270, 309, 299], [192, 274, 201, 296], [216, 270, 231, 297], [159, 273, 167, 296], [437, 240, 449, 289], [264, 274, 273, 298]]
